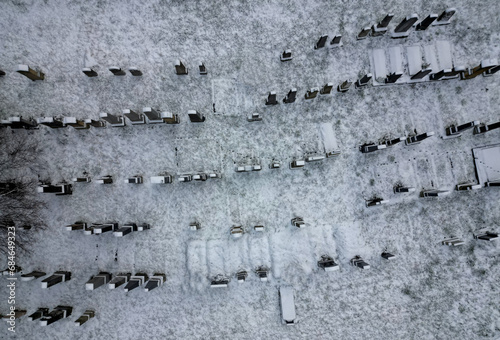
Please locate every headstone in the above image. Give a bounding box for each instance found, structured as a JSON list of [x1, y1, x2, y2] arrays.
[[474, 232, 498, 241], [138, 223, 151, 231], [193, 173, 208, 181], [366, 198, 389, 207], [384, 136, 405, 146], [230, 226, 244, 238], [210, 274, 229, 288], [462, 59, 498, 80], [355, 73, 372, 87], [394, 186, 415, 193], [85, 272, 111, 290], [178, 174, 193, 182], [255, 266, 269, 282], [357, 27, 371, 40], [151, 174, 172, 184], [411, 68, 432, 80], [350, 256, 370, 269], [188, 110, 205, 122], [91, 222, 118, 235], [20, 271, 46, 282], [41, 271, 71, 288], [391, 14, 419, 38], [283, 88, 297, 103], [421, 190, 451, 197], [329, 35, 342, 47], [96, 176, 113, 184], [372, 14, 394, 36], [320, 83, 334, 94], [252, 164, 262, 171], [247, 113, 262, 122], [0, 69, 6, 76], [337, 80, 352, 92], [199, 62, 207, 75], [37, 117, 65, 128], [125, 175, 143, 184], [108, 67, 126, 76], [456, 183, 482, 191], [108, 273, 131, 289], [304, 87, 319, 99], [63, 117, 89, 129], [269, 161, 281, 169], [40, 306, 72, 326], [317, 255, 339, 271], [254, 225, 264, 232], [446, 120, 480, 136], [124, 273, 148, 292], [72, 176, 91, 183], [161, 111, 180, 124], [485, 180, 500, 187], [442, 237, 464, 246], [190, 222, 201, 231], [474, 121, 500, 134], [8, 116, 38, 129], [416, 14, 438, 31], [280, 50, 292, 62], [314, 35, 328, 49], [290, 159, 305, 169], [143, 107, 163, 123], [128, 67, 142, 76], [326, 150, 341, 158], [236, 166, 246, 172], [405, 131, 434, 145], [123, 109, 146, 125], [37, 183, 72, 195], [265, 91, 278, 105], [28, 308, 49, 321], [99, 112, 125, 127], [433, 8, 456, 26], [16, 64, 44, 81], [82, 68, 98, 77], [360, 143, 387, 153], [305, 155, 325, 162], [84, 119, 106, 128], [429, 69, 447, 81], [114, 223, 138, 237], [175, 60, 188, 75], [236, 270, 248, 283], [381, 252, 396, 260], [484, 64, 500, 77], [84, 224, 95, 235], [385, 72, 403, 83], [291, 217, 305, 228], [65, 222, 87, 231], [144, 273, 166, 292], [208, 171, 222, 179], [74, 310, 95, 326], [443, 66, 466, 78]]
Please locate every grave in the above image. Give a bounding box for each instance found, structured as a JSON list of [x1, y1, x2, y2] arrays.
[[416, 14, 438, 31], [381, 252, 397, 260], [269, 161, 281, 169], [144, 273, 166, 292], [108, 273, 131, 289], [99, 112, 125, 127], [63, 117, 89, 129], [304, 87, 319, 99], [405, 131, 434, 145], [384, 136, 405, 146], [124, 273, 148, 292], [8, 116, 38, 129], [317, 255, 339, 271], [484, 64, 500, 76], [230, 226, 244, 238], [366, 198, 389, 207], [41, 271, 71, 288], [305, 155, 325, 162], [329, 35, 342, 47], [75, 310, 95, 326], [65, 222, 87, 231], [433, 8, 456, 26], [151, 174, 173, 184], [161, 111, 180, 124], [190, 222, 201, 231], [291, 217, 305, 228], [28, 308, 49, 321], [236, 270, 248, 283], [141, 107, 163, 124], [371, 14, 394, 36], [86, 272, 111, 290], [314, 35, 328, 49], [0, 69, 5, 76], [40, 306, 72, 326], [208, 171, 222, 179], [385, 72, 403, 84], [442, 237, 464, 246], [485, 181, 500, 187], [254, 225, 264, 232], [96, 176, 113, 184], [350, 256, 370, 269], [283, 88, 297, 103], [255, 266, 269, 282], [16, 64, 44, 81], [123, 109, 146, 125], [290, 159, 305, 169], [198, 62, 207, 75], [456, 183, 482, 191], [37, 117, 65, 128], [474, 121, 500, 134], [461, 59, 498, 80], [114, 223, 138, 237], [355, 73, 372, 87], [178, 174, 193, 182], [108, 67, 126, 76], [82, 68, 98, 77], [360, 143, 387, 153], [320, 83, 334, 94], [128, 67, 142, 76], [337, 80, 352, 92], [472, 144, 500, 186], [210, 274, 229, 288], [138, 223, 150, 231], [446, 120, 480, 136], [37, 183, 72, 195], [265, 91, 278, 105], [188, 110, 205, 122], [72, 176, 91, 182], [20, 271, 46, 282], [84, 119, 106, 128], [247, 113, 262, 122], [391, 14, 418, 39], [474, 232, 498, 241], [394, 186, 415, 193], [193, 173, 208, 181], [125, 175, 143, 184], [280, 50, 292, 62], [421, 190, 451, 198], [357, 27, 371, 40], [175, 60, 188, 75], [91, 223, 118, 235]]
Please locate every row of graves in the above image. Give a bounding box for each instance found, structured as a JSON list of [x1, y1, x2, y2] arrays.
[[65, 222, 150, 237], [2, 306, 95, 327]]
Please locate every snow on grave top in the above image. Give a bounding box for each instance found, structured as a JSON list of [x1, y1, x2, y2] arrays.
[[473, 143, 500, 184]]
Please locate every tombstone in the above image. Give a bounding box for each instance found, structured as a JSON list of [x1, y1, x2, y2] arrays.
[[124, 273, 148, 292], [86, 272, 111, 290], [269, 161, 281, 169], [72, 176, 91, 183], [360, 143, 387, 153], [290, 159, 305, 169], [291, 217, 305, 228], [406, 131, 434, 145], [317, 255, 339, 271], [96, 176, 113, 184], [283, 88, 297, 103], [350, 256, 370, 269], [0, 69, 5, 76], [16, 64, 44, 81], [462, 60, 498, 80], [429, 69, 447, 81], [255, 266, 269, 281], [40, 306, 72, 326], [91, 223, 118, 235], [357, 27, 371, 40], [37, 117, 66, 128], [108, 67, 126, 76], [85, 118, 106, 128], [125, 175, 143, 184], [355, 73, 372, 87], [443, 66, 466, 78], [28, 308, 49, 321], [366, 198, 389, 207], [385, 72, 402, 84], [247, 113, 262, 122], [236, 270, 248, 283], [384, 136, 405, 146], [8, 116, 38, 129], [161, 111, 180, 124], [337, 80, 352, 92], [433, 8, 456, 26], [199, 62, 207, 75], [254, 225, 264, 232], [41, 271, 71, 288], [144, 273, 166, 292], [99, 112, 125, 127], [178, 174, 193, 182], [252, 164, 262, 171], [82, 68, 98, 77], [314, 35, 328, 49], [320, 83, 334, 95], [190, 222, 201, 231], [192, 173, 207, 181], [394, 186, 415, 193], [484, 64, 500, 77], [74, 310, 95, 326], [411, 68, 432, 80], [142, 107, 163, 123], [128, 67, 142, 76], [442, 237, 464, 246], [236, 166, 246, 172], [151, 174, 172, 184], [65, 222, 86, 231], [188, 110, 205, 122], [305, 155, 325, 162], [123, 109, 146, 124], [83, 223, 95, 235], [175, 60, 188, 75], [114, 223, 138, 237], [210, 274, 229, 288], [20, 271, 46, 282], [474, 121, 500, 134], [371, 14, 394, 36], [329, 35, 342, 47], [474, 232, 498, 241], [391, 14, 419, 38], [108, 273, 131, 289], [485, 180, 500, 187], [416, 14, 438, 31], [421, 190, 451, 198], [137, 223, 150, 231], [37, 183, 72, 195], [304, 87, 319, 99], [230, 226, 244, 238], [280, 50, 292, 62], [208, 171, 222, 179], [456, 183, 482, 191], [265, 91, 278, 105], [326, 150, 341, 158], [63, 117, 89, 129]]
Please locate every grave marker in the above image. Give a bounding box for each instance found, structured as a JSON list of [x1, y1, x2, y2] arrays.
[[474, 232, 498, 241], [280, 50, 292, 62], [255, 266, 269, 281], [462, 59, 498, 80], [442, 237, 464, 246], [108, 67, 126, 76], [314, 35, 328, 49], [283, 88, 297, 103], [16, 64, 44, 81], [190, 222, 201, 231], [317, 255, 339, 271], [210, 274, 229, 288], [247, 113, 262, 122], [144, 273, 166, 292], [161, 111, 180, 124], [230, 226, 244, 238], [175, 60, 188, 75], [416, 14, 438, 31], [143, 107, 163, 123], [265, 91, 278, 105], [125, 175, 143, 184], [20, 271, 46, 282], [108, 273, 131, 289], [199, 62, 207, 75], [124, 273, 148, 292], [8, 116, 38, 129], [84, 119, 106, 128], [91, 222, 118, 235], [188, 110, 205, 122], [433, 8, 456, 26], [304, 87, 319, 99], [372, 14, 394, 36], [337, 80, 352, 92], [357, 27, 371, 40], [63, 117, 89, 129], [28, 308, 49, 321], [75, 310, 95, 326], [65, 222, 87, 231], [96, 176, 113, 184], [290, 159, 305, 169], [82, 68, 98, 77], [405, 131, 434, 145], [41, 271, 71, 288], [456, 183, 482, 191], [329, 35, 342, 47], [350, 256, 370, 269], [381, 252, 397, 260], [128, 67, 142, 76], [37, 183, 72, 195], [474, 121, 500, 134], [320, 83, 334, 94], [394, 186, 415, 193], [366, 198, 389, 207], [72, 176, 91, 183], [114, 223, 138, 237], [355, 73, 372, 87], [86, 272, 111, 290], [37, 117, 65, 128], [236, 270, 248, 283], [269, 161, 281, 169], [40, 306, 72, 326], [385, 72, 403, 83], [391, 14, 418, 39], [291, 217, 305, 228], [99, 112, 125, 127], [123, 109, 146, 125], [178, 174, 193, 182], [421, 190, 451, 198], [360, 143, 387, 153]]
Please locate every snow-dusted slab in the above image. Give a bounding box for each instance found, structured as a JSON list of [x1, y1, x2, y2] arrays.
[[371, 48, 387, 84], [279, 287, 296, 325], [473, 143, 500, 185]]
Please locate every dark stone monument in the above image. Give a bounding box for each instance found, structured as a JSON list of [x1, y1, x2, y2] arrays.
[[96, 176, 113, 184], [474, 121, 500, 134], [411, 68, 432, 80], [175, 60, 188, 75], [357, 27, 371, 40], [314, 35, 328, 49], [255, 266, 269, 281], [474, 232, 498, 241], [128, 67, 142, 76], [372, 14, 394, 36], [394, 186, 415, 193], [125, 176, 143, 184], [37, 183, 72, 196], [161, 111, 180, 124], [391, 14, 419, 38], [75, 310, 95, 326], [405, 131, 434, 145], [108, 67, 126, 76], [40, 306, 72, 326], [320, 83, 334, 94], [360, 143, 387, 153], [144, 273, 166, 292], [247, 113, 262, 122], [317, 255, 339, 271], [329, 35, 342, 47], [108, 273, 131, 289], [381, 252, 397, 260], [37, 117, 65, 128], [366, 198, 389, 207], [86, 272, 111, 290], [28, 308, 49, 321], [291, 217, 305, 228], [265, 91, 278, 105], [91, 222, 118, 235], [462, 60, 497, 80], [85, 119, 106, 128], [123, 109, 146, 125], [64, 117, 89, 129], [280, 50, 292, 62], [446, 120, 480, 136], [100, 112, 125, 127], [416, 14, 438, 31], [82, 68, 98, 77], [337, 80, 352, 92], [65, 222, 87, 231], [210, 274, 229, 288], [385, 72, 403, 83], [16, 64, 44, 81], [124, 273, 148, 292], [290, 159, 305, 169], [283, 88, 297, 103], [350, 256, 370, 269], [442, 237, 464, 246], [434, 8, 456, 26], [8, 116, 38, 129], [188, 110, 205, 122], [304, 87, 319, 99], [199, 62, 207, 75], [190, 222, 201, 231], [355, 73, 372, 87], [41, 271, 71, 288], [20, 271, 46, 282], [236, 270, 248, 283], [0, 69, 5, 76]]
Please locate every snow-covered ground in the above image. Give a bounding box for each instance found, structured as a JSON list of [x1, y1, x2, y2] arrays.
[[1, 0, 499, 339]]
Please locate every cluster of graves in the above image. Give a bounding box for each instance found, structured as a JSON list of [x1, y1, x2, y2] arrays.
[[2, 306, 95, 327], [65, 222, 150, 237]]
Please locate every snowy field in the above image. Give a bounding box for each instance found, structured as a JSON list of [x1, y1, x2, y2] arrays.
[[1, 0, 500, 339]]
